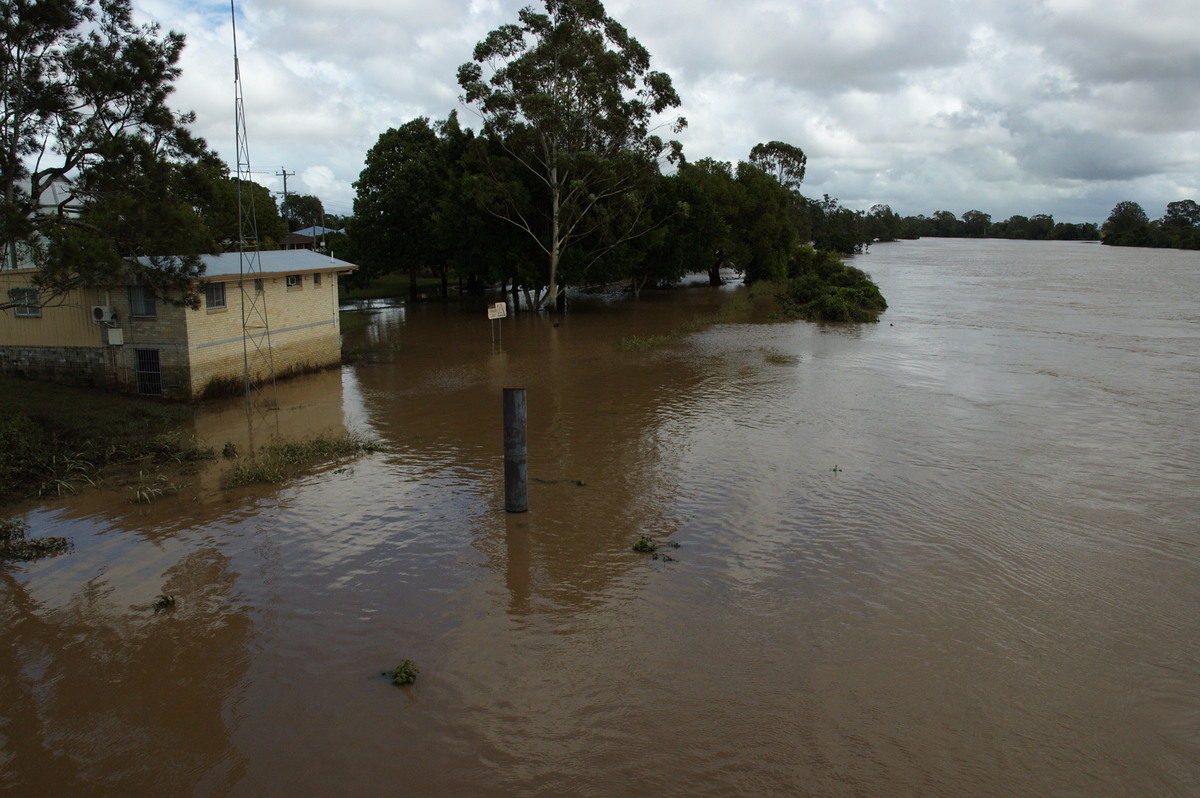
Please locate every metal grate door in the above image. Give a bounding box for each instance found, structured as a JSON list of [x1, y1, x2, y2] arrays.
[[135, 349, 163, 396]]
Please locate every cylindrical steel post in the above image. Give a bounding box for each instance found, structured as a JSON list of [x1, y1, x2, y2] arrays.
[[503, 388, 528, 513]]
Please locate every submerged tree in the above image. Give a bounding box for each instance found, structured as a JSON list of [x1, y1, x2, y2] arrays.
[[1, 0, 220, 310], [457, 0, 686, 312]]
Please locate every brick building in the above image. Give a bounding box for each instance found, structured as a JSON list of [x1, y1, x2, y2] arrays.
[[1, 250, 356, 400]]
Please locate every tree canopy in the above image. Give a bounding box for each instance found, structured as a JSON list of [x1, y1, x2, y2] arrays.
[[280, 193, 325, 232], [457, 0, 686, 311], [1, 0, 223, 310], [1101, 199, 1199, 249]]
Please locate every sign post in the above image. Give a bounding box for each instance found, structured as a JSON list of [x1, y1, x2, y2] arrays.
[[487, 301, 507, 344]]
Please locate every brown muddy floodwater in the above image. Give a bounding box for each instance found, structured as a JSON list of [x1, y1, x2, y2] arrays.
[[2, 239, 1198, 796]]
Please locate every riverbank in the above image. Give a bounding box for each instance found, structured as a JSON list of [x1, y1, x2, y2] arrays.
[[0, 376, 204, 507]]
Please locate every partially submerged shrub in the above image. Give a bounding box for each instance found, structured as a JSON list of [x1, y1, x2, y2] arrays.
[[779, 246, 888, 323], [384, 660, 419, 686]]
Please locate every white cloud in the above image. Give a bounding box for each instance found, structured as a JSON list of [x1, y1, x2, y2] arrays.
[[136, 0, 1200, 224]]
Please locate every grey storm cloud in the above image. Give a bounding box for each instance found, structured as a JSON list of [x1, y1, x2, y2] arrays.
[[140, 0, 1200, 223]]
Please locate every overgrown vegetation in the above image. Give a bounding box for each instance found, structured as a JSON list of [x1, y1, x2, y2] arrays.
[[129, 472, 189, 504], [0, 377, 207, 505], [0, 518, 72, 563], [222, 434, 383, 489], [778, 247, 888, 323]]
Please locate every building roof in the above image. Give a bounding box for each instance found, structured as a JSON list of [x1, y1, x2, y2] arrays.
[[293, 226, 345, 238], [139, 249, 357, 280]]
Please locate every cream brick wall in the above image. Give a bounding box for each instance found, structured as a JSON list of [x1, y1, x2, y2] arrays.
[[3, 266, 349, 400], [185, 270, 345, 399]]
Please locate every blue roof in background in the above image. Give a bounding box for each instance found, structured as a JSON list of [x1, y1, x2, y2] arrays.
[[293, 226, 345, 237]]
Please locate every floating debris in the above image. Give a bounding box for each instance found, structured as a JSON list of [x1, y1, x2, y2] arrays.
[[632, 535, 681, 560], [152, 594, 176, 613], [384, 659, 419, 687]]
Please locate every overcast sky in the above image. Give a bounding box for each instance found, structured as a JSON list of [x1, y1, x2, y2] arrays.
[[134, 0, 1200, 224]]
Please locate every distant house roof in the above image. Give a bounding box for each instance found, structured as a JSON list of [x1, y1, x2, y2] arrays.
[[293, 226, 345, 238], [139, 249, 357, 280], [281, 232, 316, 249]]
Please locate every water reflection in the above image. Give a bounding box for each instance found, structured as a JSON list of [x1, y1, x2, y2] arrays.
[[3, 243, 1199, 795], [0, 545, 249, 794]]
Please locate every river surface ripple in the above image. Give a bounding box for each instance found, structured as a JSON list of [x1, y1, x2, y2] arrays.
[[2, 238, 1198, 796]]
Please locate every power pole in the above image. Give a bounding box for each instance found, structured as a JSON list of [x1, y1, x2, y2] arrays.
[[276, 168, 295, 228]]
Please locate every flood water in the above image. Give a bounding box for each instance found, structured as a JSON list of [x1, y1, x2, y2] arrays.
[[3, 238, 1198, 796]]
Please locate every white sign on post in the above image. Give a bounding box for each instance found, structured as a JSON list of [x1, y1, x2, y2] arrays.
[[488, 301, 507, 345]]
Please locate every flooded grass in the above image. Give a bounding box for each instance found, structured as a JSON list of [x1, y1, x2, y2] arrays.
[[0, 377, 202, 506], [619, 291, 760, 352], [222, 433, 384, 489], [128, 471, 189, 504]]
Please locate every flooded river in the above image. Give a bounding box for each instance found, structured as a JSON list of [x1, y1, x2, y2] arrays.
[[2, 239, 1198, 795]]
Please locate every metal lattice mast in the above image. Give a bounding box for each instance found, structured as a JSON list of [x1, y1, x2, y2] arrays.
[[231, 1, 277, 434]]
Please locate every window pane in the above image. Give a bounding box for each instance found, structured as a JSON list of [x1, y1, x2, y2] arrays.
[[129, 286, 156, 317], [9, 287, 40, 318], [205, 282, 226, 308]]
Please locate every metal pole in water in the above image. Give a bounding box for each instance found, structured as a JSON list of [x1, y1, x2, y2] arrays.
[[503, 388, 528, 513]]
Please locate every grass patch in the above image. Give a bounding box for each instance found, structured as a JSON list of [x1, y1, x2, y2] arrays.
[[0, 377, 203, 506], [129, 471, 189, 504], [222, 433, 383, 489], [1, 517, 72, 563]]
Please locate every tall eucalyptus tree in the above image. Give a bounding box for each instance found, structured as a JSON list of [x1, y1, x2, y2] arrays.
[[457, 0, 685, 311]]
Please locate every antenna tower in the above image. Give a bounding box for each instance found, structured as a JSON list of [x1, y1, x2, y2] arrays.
[[231, 1, 277, 438]]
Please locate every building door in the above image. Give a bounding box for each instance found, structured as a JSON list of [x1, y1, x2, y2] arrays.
[[135, 349, 163, 396]]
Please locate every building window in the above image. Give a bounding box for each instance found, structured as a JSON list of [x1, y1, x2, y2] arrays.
[[313, 272, 322, 286], [135, 349, 163, 395], [286, 274, 302, 288], [129, 285, 157, 318], [205, 282, 226, 309], [8, 287, 40, 318]]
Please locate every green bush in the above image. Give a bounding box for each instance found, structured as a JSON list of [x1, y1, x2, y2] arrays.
[[779, 247, 887, 323]]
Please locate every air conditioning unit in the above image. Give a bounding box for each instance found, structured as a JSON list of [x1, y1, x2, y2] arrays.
[[91, 305, 116, 323]]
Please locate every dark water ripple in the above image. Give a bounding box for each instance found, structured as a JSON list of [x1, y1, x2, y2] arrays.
[[4, 240, 1198, 796]]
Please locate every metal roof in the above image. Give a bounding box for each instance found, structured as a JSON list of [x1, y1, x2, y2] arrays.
[[293, 226, 346, 237], [140, 249, 358, 280]]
